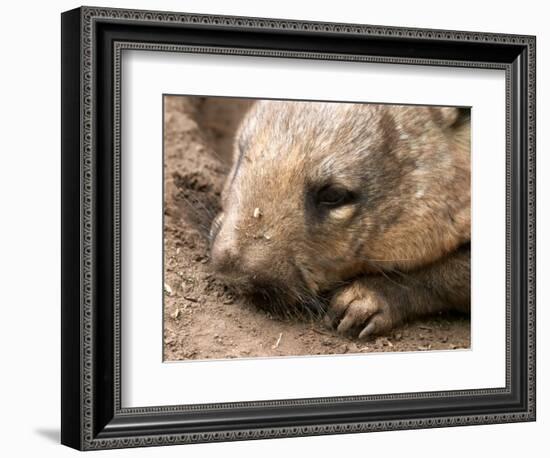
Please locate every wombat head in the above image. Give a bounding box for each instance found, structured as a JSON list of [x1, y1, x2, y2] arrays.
[[210, 100, 470, 312]]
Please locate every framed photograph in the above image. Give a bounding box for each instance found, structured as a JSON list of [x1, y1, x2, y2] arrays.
[[61, 6, 536, 450]]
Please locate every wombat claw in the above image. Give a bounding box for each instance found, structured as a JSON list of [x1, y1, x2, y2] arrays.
[[325, 284, 396, 339]]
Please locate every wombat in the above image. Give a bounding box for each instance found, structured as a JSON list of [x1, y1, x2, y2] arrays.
[[210, 100, 470, 339]]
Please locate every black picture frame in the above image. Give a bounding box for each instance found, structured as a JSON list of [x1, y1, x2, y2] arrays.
[[61, 6, 536, 450]]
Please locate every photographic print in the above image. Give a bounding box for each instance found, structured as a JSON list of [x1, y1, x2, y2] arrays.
[[163, 96, 471, 361], [62, 7, 535, 449]]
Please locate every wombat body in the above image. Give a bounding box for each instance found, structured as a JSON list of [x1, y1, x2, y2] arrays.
[[210, 100, 470, 338]]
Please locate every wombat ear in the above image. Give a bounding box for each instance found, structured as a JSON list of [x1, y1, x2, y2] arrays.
[[429, 107, 463, 128]]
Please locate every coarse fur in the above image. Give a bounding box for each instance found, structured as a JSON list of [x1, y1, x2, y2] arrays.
[[210, 100, 470, 338]]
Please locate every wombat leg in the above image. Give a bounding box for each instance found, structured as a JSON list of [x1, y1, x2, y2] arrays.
[[325, 244, 470, 339]]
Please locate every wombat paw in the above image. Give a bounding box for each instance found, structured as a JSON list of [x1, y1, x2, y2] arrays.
[[325, 284, 395, 339]]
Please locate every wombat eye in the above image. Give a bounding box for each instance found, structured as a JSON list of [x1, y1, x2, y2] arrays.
[[316, 185, 354, 207]]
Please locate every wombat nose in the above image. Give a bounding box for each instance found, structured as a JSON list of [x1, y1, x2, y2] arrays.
[[210, 238, 240, 274]]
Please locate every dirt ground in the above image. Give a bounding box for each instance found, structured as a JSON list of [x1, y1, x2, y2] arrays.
[[163, 95, 470, 361]]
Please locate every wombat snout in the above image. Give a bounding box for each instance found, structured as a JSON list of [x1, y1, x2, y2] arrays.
[[210, 217, 273, 286], [210, 231, 240, 275]]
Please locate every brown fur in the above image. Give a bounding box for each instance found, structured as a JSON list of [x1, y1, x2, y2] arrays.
[[210, 100, 470, 338]]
